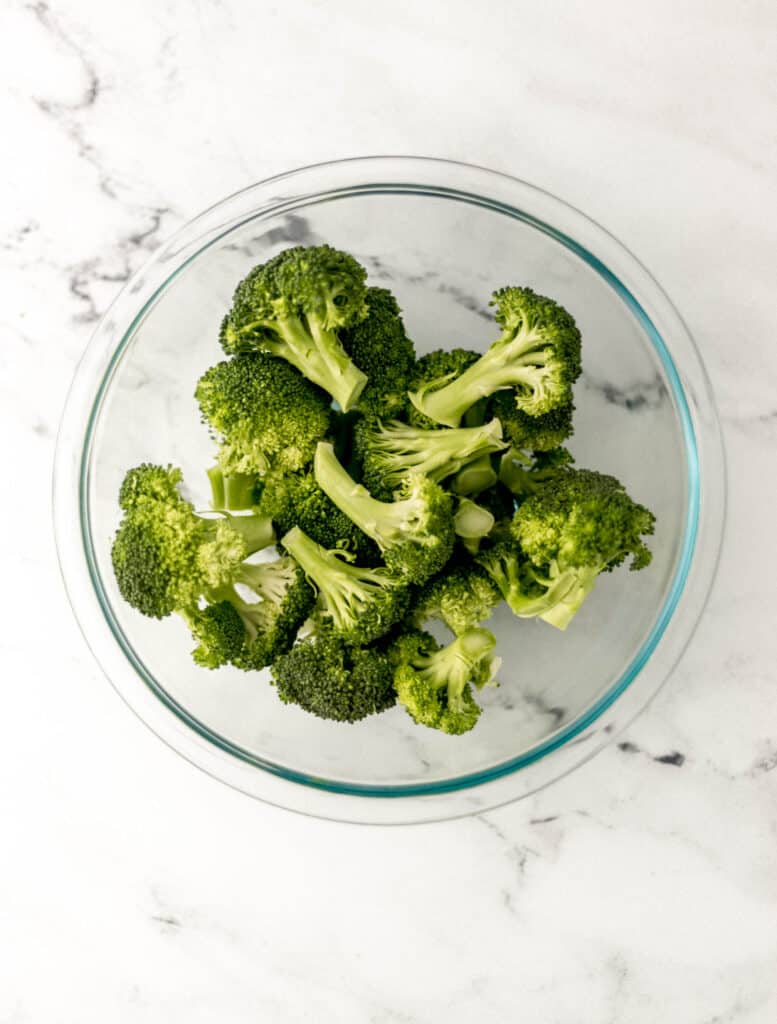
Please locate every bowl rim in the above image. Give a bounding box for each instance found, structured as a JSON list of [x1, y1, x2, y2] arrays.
[[54, 156, 726, 818]]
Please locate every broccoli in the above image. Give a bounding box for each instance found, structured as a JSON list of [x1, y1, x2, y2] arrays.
[[111, 464, 275, 620], [271, 624, 395, 722], [409, 287, 582, 426], [498, 446, 574, 497], [340, 287, 416, 419], [314, 441, 454, 585], [196, 353, 332, 486], [407, 348, 480, 428], [489, 390, 574, 452], [391, 628, 499, 734], [206, 465, 259, 512], [355, 418, 506, 498], [449, 401, 500, 496], [184, 601, 247, 669], [479, 469, 655, 630], [282, 526, 409, 645], [219, 245, 369, 411], [453, 497, 496, 555], [258, 468, 378, 564], [409, 563, 501, 636]]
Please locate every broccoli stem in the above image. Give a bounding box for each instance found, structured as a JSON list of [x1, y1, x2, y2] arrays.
[[418, 629, 496, 702], [451, 455, 498, 495], [207, 467, 257, 511], [538, 566, 599, 630], [314, 442, 410, 542], [207, 466, 225, 510], [265, 313, 367, 412], [453, 499, 494, 540], [218, 513, 275, 554]]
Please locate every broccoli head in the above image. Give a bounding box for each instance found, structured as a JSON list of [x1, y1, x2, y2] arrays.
[[196, 353, 332, 480], [489, 390, 574, 452], [409, 563, 501, 636], [391, 628, 499, 735], [282, 526, 409, 645], [219, 245, 370, 411], [271, 624, 396, 722], [409, 287, 582, 426], [340, 287, 416, 419], [314, 441, 455, 585]]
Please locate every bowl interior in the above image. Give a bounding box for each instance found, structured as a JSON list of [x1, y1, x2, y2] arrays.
[[84, 188, 692, 792]]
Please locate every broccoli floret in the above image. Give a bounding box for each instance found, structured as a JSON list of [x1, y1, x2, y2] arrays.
[[340, 287, 416, 419], [314, 442, 454, 585], [409, 563, 501, 636], [258, 468, 378, 563], [271, 625, 395, 722], [498, 446, 575, 497], [407, 348, 480, 428], [391, 628, 499, 734], [490, 390, 574, 452], [453, 497, 496, 555], [205, 465, 259, 512], [196, 353, 332, 480], [409, 287, 582, 426], [282, 526, 409, 645], [355, 418, 506, 498], [479, 469, 655, 630], [185, 601, 247, 669], [219, 245, 369, 411]]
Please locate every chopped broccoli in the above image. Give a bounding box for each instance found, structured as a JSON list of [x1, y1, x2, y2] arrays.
[[282, 526, 409, 645], [449, 400, 499, 496], [407, 348, 480, 428], [409, 563, 501, 636], [230, 556, 315, 669], [184, 601, 247, 669], [498, 446, 575, 497], [409, 287, 582, 426], [196, 353, 332, 481], [272, 624, 395, 722], [490, 390, 574, 452], [453, 497, 496, 554], [340, 287, 416, 419], [219, 245, 369, 411], [356, 417, 506, 498], [314, 441, 454, 585], [391, 628, 499, 734], [205, 465, 258, 512], [258, 468, 378, 563]]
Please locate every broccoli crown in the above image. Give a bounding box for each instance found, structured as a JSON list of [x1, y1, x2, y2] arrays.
[[282, 526, 409, 646], [407, 348, 480, 428], [409, 288, 582, 426], [391, 628, 498, 734], [355, 418, 506, 498], [489, 391, 574, 452], [195, 353, 332, 476], [111, 463, 275, 620], [513, 468, 655, 574], [314, 442, 455, 585], [409, 563, 501, 636], [258, 468, 378, 563], [186, 601, 247, 669], [272, 625, 395, 722], [219, 245, 370, 411], [340, 287, 416, 419]]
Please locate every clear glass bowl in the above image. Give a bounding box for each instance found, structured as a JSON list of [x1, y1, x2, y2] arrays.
[[54, 157, 725, 823]]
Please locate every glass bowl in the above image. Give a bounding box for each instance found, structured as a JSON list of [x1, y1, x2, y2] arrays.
[[54, 157, 725, 824]]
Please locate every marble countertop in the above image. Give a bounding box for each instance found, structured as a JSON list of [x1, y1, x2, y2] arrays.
[[2, 0, 776, 1019]]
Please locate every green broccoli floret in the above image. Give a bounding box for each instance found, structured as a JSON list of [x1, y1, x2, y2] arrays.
[[184, 601, 247, 669], [409, 287, 582, 426], [271, 624, 395, 722], [453, 497, 496, 555], [407, 348, 480, 428], [219, 245, 370, 411], [314, 441, 454, 585], [258, 468, 378, 563], [355, 418, 506, 498], [489, 390, 574, 452], [498, 447, 575, 497], [409, 563, 501, 636], [111, 464, 275, 620], [340, 287, 416, 419], [282, 526, 409, 645], [479, 469, 655, 630], [196, 353, 332, 485], [448, 398, 500, 496], [205, 465, 258, 512], [391, 628, 499, 734]]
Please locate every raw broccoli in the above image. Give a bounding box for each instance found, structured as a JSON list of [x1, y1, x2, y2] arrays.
[[489, 390, 574, 452], [407, 348, 480, 428], [480, 469, 655, 630], [355, 418, 506, 498], [453, 497, 496, 555], [449, 401, 500, 496], [409, 287, 582, 426], [409, 563, 501, 636], [196, 353, 332, 485], [340, 287, 416, 419], [258, 468, 378, 563], [219, 245, 369, 411], [271, 625, 395, 722], [314, 441, 454, 585], [282, 526, 409, 645], [184, 601, 247, 669], [111, 464, 275, 621], [498, 446, 575, 497], [391, 628, 499, 734], [205, 465, 259, 512]]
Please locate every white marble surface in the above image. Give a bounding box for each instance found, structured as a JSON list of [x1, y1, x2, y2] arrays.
[[1, 0, 776, 1019]]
